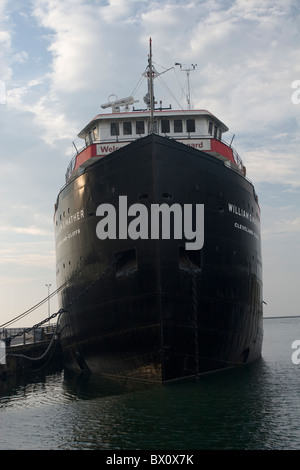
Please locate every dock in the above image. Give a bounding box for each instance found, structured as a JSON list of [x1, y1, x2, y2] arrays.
[[0, 327, 64, 384]]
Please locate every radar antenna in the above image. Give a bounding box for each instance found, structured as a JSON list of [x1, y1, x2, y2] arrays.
[[101, 95, 139, 113]]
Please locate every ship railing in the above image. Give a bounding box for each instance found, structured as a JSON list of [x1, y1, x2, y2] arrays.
[[64, 134, 246, 184], [65, 154, 77, 183], [230, 145, 245, 172], [0, 325, 59, 347], [65, 144, 86, 182]]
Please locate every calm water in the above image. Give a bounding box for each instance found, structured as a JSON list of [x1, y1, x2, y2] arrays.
[[0, 317, 299, 450]]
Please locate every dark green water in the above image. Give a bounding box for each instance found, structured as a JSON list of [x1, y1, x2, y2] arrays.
[[0, 317, 299, 450]]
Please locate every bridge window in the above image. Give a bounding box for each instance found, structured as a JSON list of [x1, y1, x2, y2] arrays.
[[111, 122, 119, 136], [123, 122, 132, 135], [214, 125, 218, 138], [136, 121, 145, 135], [174, 119, 183, 133], [148, 121, 158, 133], [187, 119, 195, 132], [93, 126, 98, 140], [208, 122, 213, 135], [161, 119, 170, 133]]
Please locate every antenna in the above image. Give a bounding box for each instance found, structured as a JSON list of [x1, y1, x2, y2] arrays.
[[175, 62, 197, 109]]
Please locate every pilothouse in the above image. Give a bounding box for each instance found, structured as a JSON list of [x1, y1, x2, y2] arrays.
[[65, 42, 245, 183]]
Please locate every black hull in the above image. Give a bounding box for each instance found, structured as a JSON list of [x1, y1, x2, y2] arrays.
[[54, 134, 263, 383]]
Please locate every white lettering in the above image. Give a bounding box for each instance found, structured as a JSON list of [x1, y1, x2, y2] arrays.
[[106, 454, 141, 467], [119, 196, 128, 239], [291, 80, 300, 104], [0, 80, 6, 105], [128, 203, 148, 239], [150, 203, 182, 240], [228, 202, 259, 225], [96, 204, 116, 239], [95, 196, 204, 250], [184, 204, 204, 250], [291, 340, 300, 364], [56, 209, 85, 234], [0, 341, 6, 365]]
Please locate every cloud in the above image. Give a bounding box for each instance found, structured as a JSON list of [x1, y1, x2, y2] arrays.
[[3, 0, 300, 158], [262, 212, 300, 239], [0, 0, 12, 83], [1, 0, 300, 322], [0, 246, 55, 268], [242, 146, 300, 187], [0, 226, 51, 236]]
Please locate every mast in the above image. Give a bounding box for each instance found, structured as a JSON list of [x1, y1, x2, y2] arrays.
[[149, 37, 154, 134], [144, 39, 173, 128]]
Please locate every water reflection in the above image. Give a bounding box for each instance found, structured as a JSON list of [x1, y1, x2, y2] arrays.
[[1, 318, 300, 450], [62, 369, 156, 400], [37, 359, 287, 450]]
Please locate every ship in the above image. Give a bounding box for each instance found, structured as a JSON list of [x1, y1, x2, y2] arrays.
[[54, 40, 263, 383]]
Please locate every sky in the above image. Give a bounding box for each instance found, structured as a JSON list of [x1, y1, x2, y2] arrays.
[[0, 0, 300, 329]]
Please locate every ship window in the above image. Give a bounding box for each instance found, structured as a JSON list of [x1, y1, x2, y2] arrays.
[[214, 126, 218, 138], [148, 121, 158, 133], [136, 121, 145, 134], [93, 126, 98, 140], [111, 122, 119, 136], [208, 122, 213, 135], [123, 121, 132, 135], [187, 119, 195, 132], [174, 119, 183, 133], [218, 129, 222, 140], [161, 119, 170, 133]]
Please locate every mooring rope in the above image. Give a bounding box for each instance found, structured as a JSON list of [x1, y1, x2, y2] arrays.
[[3, 255, 121, 362], [186, 256, 199, 377], [0, 271, 80, 329]]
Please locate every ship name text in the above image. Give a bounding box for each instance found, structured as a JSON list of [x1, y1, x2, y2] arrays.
[[228, 203, 259, 225], [96, 196, 204, 250], [56, 209, 85, 234]]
